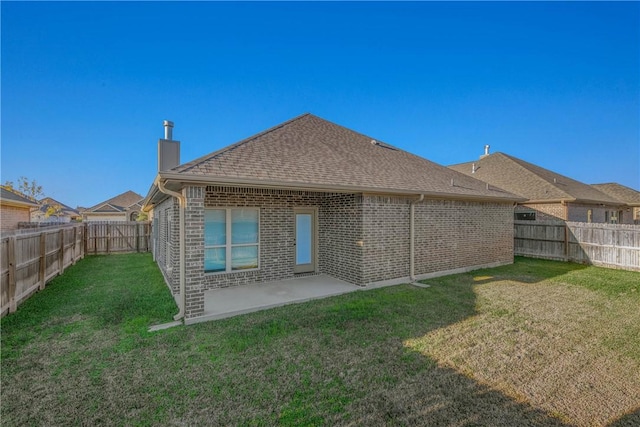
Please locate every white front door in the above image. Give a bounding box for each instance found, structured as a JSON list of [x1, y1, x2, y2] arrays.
[[294, 208, 316, 273]]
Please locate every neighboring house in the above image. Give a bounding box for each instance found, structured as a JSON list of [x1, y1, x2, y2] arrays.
[[0, 187, 39, 232], [31, 197, 81, 223], [449, 148, 624, 223], [83, 190, 144, 222], [143, 113, 523, 321], [591, 183, 640, 225]]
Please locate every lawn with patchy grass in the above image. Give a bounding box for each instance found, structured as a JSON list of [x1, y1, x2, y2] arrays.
[[1, 254, 639, 426]]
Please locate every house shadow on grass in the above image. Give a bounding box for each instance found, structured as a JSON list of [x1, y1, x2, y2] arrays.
[[469, 256, 590, 285], [347, 363, 569, 426]]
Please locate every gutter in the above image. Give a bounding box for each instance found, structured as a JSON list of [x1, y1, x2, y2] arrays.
[[409, 194, 424, 281], [155, 176, 186, 321], [521, 198, 624, 207], [157, 172, 525, 203]]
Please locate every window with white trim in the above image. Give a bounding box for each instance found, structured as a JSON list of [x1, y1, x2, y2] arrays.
[[204, 208, 259, 273]]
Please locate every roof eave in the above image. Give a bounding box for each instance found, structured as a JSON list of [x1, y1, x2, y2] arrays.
[[157, 172, 525, 203], [142, 177, 164, 212], [523, 198, 625, 206], [0, 199, 39, 208]]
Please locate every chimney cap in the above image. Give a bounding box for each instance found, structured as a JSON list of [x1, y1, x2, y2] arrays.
[[163, 120, 174, 140]]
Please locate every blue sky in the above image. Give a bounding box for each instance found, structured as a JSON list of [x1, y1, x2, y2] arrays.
[[2, 1, 639, 208]]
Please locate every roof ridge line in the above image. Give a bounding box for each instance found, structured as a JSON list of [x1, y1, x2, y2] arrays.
[[176, 113, 312, 174], [497, 153, 575, 200], [311, 113, 406, 152]]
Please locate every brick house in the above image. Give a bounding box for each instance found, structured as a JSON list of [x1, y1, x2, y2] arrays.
[[449, 149, 624, 223], [143, 114, 522, 322], [82, 190, 144, 222], [0, 187, 39, 232], [592, 183, 640, 225]]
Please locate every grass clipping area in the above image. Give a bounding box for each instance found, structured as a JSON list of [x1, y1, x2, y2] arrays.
[[2, 254, 639, 426]]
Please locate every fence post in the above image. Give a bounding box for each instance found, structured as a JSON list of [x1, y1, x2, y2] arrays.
[[39, 232, 46, 290], [59, 228, 65, 275], [72, 226, 77, 265], [106, 223, 110, 254], [83, 223, 88, 255], [563, 224, 568, 261], [136, 223, 140, 253], [7, 236, 17, 313]]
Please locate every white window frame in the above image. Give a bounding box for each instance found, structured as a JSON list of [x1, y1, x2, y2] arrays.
[[204, 208, 260, 274]]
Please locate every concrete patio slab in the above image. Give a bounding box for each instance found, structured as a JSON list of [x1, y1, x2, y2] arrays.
[[185, 274, 359, 325]]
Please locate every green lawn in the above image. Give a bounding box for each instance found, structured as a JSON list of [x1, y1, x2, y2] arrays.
[[1, 254, 639, 426]]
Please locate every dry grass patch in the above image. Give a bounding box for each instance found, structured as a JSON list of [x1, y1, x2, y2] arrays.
[[406, 264, 640, 426]]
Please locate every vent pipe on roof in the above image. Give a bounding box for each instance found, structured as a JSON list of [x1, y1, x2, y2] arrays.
[[472, 163, 476, 173], [480, 144, 490, 159], [163, 120, 174, 140]]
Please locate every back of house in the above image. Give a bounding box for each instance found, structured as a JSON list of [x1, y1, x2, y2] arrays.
[[144, 114, 523, 322]]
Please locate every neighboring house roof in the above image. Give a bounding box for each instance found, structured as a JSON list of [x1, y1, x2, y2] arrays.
[[85, 190, 144, 213], [36, 197, 80, 216], [449, 152, 622, 205], [152, 113, 522, 203], [591, 183, 640, 207], [92, 203, 125, 213], [0, 187, 39, 208]]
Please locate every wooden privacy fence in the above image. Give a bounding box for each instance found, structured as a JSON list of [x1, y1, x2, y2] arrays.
[[1, 222, 151, 317], [84, 222, 151, 254], [1, 224, 84, 316], [514, 221, 640, 271]]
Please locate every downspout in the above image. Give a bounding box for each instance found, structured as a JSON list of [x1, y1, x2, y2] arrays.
[[155, 177, 186, 321], [410, 194, 425, 281]]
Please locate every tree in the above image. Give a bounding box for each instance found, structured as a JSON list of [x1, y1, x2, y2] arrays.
[[3, 176, 44, 202], [45, 203, 64, 219]]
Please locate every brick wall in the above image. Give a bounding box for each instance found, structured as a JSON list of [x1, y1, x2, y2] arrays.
[[360, 197, 513, 282], [413, 199, 514, 276], [183, 186, 206, 318], [320, 194, 364, 285], [157, 185, 515, 320], [198, 187, 363, 292], [567, 203, 632, 224], [362, 195, 410, 283], [1, 206, 31, 231], [519, 203, 566, 221], [517, 202, 632, 225]]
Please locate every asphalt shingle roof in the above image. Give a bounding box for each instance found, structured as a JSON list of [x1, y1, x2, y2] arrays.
[[166, 114, 520, 201], [87, 190, 144, 212], [449, 152, 621, 205], [0, 187, 39, 206], [37, 197, 79, 215], [592, 183, 640, 206]]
